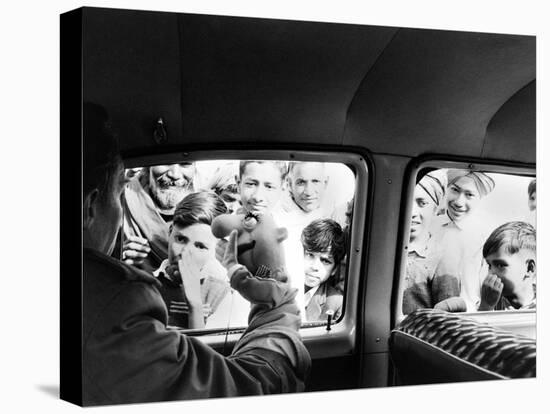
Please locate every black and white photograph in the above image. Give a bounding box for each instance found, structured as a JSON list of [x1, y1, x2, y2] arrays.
[[2, 1, 548, 413]]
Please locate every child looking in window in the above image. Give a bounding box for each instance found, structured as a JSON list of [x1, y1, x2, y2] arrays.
[[301, 219, 346, 322], [478, 221, 536, 311], [154, 191, 230, 329]]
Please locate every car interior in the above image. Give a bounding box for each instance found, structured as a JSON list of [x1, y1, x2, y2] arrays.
[[72, 6, 536, 392]]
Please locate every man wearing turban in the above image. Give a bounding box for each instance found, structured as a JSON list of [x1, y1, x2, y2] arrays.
[[436, 169, 496, 311], [445, 170, 495, 225], [402, 173, 463, 314]]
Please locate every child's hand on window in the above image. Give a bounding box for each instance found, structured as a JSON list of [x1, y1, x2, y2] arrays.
[[178, 251, 203, 308]]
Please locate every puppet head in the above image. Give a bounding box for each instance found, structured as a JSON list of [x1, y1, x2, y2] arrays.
[[211, 212, 288, 282]]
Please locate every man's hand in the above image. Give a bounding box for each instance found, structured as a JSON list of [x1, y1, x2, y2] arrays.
[[479, 274, 503, 311], [221, 230, 239, 271], [122, 236, 151, 266]]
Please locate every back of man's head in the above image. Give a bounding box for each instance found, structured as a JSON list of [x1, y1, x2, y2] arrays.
[[83, 102, 122, 200]]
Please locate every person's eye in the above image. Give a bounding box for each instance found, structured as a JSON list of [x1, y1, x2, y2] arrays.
[[296, 180, 305, 186], [305, 252, 315, 259], [321, 258, 333, 265], [265, 184, 275, 190], [195, 242, 208, 250], [419, 200, 428, 207], [450, 186, 458, 193], [175, 235, 188, 244]]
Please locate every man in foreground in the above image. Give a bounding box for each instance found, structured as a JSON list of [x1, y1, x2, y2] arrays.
[[82, 103, 310, 405]]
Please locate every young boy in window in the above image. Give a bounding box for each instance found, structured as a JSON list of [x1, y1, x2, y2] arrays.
[[301, 219, 346, 322], [478, 221, 536, 311], [154, 191, 230, 329]]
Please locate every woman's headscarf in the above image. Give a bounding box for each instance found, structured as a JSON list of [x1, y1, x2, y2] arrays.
[[447, 169, 495, 197], [417, 172, 446, 207]]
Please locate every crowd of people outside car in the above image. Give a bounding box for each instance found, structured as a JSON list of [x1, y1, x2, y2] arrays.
[[403, 168, 536, 315], [117, 153, 536, 328], [118, 159, 355, 326]]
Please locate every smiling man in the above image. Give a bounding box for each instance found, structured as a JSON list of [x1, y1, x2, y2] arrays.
[[436, 169, 496, 311], [287, 162, 328, 214], [121, 162, 196, 272]]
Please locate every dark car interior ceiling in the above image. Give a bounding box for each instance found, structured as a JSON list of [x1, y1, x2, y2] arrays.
[[82, 7, 535, 164]]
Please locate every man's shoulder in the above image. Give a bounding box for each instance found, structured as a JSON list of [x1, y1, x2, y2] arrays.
[[84, 248, 159, 286], [83, 249, 166, 336]]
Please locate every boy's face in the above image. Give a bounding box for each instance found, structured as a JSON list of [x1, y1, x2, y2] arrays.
[[168, 223, 217, 271], [303, 250, 336, 288], [287, 163, 328, 213], [410, 184, 437, 242], [238, 162, 283, 215], [447, 176, 482, 222], [528, 191, 536, 211], [485, 247, 536, 297]]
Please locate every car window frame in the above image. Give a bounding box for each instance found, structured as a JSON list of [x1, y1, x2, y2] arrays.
[[123, 148, 371, 359], [393, 157, 536, 326]]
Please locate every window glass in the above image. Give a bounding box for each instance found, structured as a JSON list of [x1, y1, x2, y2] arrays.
[[120, 159, 356, 331], [402, 168, 536, 315]]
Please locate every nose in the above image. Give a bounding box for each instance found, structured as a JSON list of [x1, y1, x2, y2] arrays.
[[307, 258, 320, 272], [411, 203, 419, 219], [251, 186, 266, 202], [454, 192, 466, 206], [303, 181, 314, 195], [166, 164, 183, 180]]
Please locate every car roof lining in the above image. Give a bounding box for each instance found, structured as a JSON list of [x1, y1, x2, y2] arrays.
[[81, 7, 535, 164]]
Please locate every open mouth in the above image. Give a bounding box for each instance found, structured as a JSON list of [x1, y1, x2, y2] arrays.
[[449, 204, 466, 216]]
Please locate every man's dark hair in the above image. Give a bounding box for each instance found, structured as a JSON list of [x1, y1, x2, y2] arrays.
[[83, 102, 122, 200], [172, 191, 228, 229], [301, 219, 346, 266], [528, 179, 536, 197], [239, 160, 288, 181], [482, 221, 536, 259]]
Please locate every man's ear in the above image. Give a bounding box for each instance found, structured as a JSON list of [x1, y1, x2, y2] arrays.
[[526, 258, 536, 279], [83, 189, 100, 230]]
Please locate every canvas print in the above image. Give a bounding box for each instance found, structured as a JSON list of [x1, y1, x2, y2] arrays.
[[60, 6, 536, 407]]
